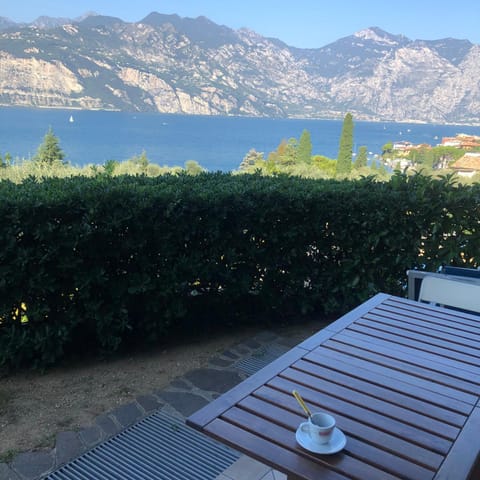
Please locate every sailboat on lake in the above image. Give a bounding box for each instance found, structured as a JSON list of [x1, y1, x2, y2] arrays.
[[69, 115, 74, 123]]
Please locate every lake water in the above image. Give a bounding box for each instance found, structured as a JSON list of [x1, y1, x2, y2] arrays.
[[0, 107, 479, 171]]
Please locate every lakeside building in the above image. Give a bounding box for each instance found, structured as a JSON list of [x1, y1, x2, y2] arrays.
[[441, 134, 480, 149], [451, 152, 480, 177]]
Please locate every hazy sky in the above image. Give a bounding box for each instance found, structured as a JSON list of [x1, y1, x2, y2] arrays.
[[2, 0, 480, 48]]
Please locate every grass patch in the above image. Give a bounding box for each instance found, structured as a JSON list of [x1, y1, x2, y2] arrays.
[[34, 433, 56, 451], [0, 449, 18, 463]]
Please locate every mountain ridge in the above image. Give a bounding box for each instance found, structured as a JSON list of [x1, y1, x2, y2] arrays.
[[0, 12, 479, 124]]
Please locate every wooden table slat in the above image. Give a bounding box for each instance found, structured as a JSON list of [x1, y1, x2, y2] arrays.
[[378, 303, 480, 330], [282, 365, 460, 436], [279, 367, 461, 437], [346, 324, 480, 367], [355, 317, 480, 359], [364, 311, 480, 345], [323, 339, 480, 403], [381, 298, 480, 329], [222, 407, 408, 480], [292, 358, 466, 426], [205, 418, 351, 480], [331, 330, 480, 389], [241, 394, 444, 471], [264, 378, 453, 454], [434, 406, 480, 480], [302, 351, 473, 415]]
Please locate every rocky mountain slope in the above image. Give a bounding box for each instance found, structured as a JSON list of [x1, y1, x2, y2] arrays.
[[0, 13, 479, 124]]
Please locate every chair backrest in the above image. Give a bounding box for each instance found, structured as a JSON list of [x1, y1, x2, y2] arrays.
[[442, 266, 480, 279], [418, 275, 480, 314]]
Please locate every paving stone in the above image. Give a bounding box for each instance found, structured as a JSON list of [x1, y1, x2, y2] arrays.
[[79, 425, 103, 449], [136, 394, 163, 413], [0, 463, 20, 480], [11, 451, 54, 480], [209, 356, 235, 367], [169, 378, 191, 389], [234, 345, 250, 355], [95, 413, 119, 437], [55, 431, 85, 467], [110, 402, 143, 428], [254, 331, 278, 342], [243, 338, 261, 349], [159, 391, 209, 417], [222, 350, 240, 359], [184, 368, 243, 393]]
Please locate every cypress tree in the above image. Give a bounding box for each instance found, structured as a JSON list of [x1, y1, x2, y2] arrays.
[[297, 129, 312, 164], [336, 113, 354, 176]]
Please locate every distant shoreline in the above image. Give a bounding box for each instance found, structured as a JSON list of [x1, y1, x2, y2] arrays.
[[0, 104, 479, 128]]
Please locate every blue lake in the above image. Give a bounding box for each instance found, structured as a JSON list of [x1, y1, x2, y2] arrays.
[[0, 107, 479, 171]]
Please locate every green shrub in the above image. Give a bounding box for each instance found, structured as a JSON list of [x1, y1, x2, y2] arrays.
[[0, 172, 478, 369]]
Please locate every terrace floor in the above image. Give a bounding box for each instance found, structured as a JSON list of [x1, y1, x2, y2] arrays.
[[1, 320, 325, 480], [216, 455, 286, 480]]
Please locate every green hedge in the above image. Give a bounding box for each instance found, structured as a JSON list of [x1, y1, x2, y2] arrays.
[[1, 172, 479, 369]]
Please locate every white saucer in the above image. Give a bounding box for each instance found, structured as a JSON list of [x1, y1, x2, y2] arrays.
[[295, 423, 347, 454]]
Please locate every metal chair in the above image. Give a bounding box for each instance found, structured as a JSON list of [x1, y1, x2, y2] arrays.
[[418, 275, 480, 314]]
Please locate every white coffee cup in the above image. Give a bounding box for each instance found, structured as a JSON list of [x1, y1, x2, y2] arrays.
[[301, 412, 335, 444]]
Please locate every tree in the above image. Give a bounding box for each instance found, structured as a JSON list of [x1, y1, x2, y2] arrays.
[[312, 155, 336, 177], [336, 113, 354, 176], [267, 138, 297, 166], [185, 160, 205, 175], [103, 159, 119, 176], [297, 129, 312, 164], [277, 138, 297, 165], [381, 142, 393, 159], [239, 149, 264, 170], [131, 150, 149, 173], [34, 127, 66, 166], [354, 146, 368, 169]]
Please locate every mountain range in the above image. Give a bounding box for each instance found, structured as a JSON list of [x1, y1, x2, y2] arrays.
[[0, 12, 479, 124]]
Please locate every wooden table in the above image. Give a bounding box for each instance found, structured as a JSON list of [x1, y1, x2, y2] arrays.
[[186, 294, 480, 480]]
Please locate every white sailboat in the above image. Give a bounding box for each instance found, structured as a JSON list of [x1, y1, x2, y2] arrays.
[[69, 115, 74, 123]]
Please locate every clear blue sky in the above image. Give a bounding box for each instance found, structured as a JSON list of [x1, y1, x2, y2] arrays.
[[2, 0, 480, 47]]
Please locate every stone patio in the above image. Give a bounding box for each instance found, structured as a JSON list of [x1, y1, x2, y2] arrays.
[[0, 323, 325, 480]]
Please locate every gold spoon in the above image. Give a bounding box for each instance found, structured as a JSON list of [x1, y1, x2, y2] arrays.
[[292, 390, 312, 418]]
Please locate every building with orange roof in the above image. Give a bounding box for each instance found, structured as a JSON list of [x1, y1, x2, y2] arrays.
[[451, 152, 480, 177]]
